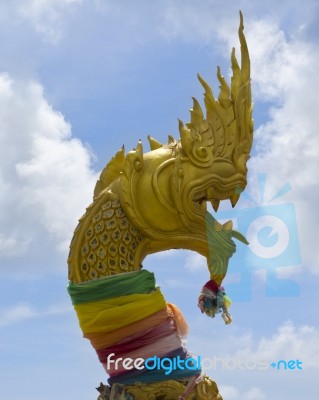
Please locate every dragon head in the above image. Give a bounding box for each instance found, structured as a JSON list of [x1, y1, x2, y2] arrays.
[[178, 11, 252, 215], [93, 12, 253, 285]]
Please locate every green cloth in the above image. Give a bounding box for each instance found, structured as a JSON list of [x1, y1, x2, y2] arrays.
[[67, 269, 156, 305]]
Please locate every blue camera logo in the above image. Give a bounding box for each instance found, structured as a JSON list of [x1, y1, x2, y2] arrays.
[[215, 174, 302, 301]]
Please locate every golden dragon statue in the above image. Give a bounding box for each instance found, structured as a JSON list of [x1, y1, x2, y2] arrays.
[[67, 12, 253, 400]]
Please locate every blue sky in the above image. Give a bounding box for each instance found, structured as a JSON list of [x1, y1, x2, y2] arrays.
[[0, 1, 318, 399]]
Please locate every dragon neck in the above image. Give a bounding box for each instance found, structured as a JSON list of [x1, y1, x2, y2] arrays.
[[67, 186, 151, 283]]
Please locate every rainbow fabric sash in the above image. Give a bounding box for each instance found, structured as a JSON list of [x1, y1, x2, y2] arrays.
[[68, 269, 201, 384]]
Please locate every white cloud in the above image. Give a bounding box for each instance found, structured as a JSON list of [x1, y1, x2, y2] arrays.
[[93, 0, 118, 15], [241, 321, 319, 368], [0, 1, 122, 44], [242, 387, 266, 400], [0, 304, 37, 327], [212, 321, 319, 369], [0, 73, 97, 270], [0, 0, 83, 43], [0, 233, 30, 257], [189, 320, 319, 373], [219, 385, 239, 399], [247, 26, 319, 275], [160, 1, 222, 43], [219, 385, 266, 400], [219, 18, 311, 102], [0, 302, 73, 327], [185, 252, 207, 273]]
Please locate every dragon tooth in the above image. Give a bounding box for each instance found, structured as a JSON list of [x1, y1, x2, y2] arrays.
[[211, 199, 220, 212], [230, 193, 240, 208]]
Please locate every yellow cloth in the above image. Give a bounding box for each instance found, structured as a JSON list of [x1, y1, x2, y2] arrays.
[[85, 307, 171, 349], [74, 289, 166, 334]]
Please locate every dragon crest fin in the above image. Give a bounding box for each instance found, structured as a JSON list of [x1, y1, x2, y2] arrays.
[[93, 145, 125, 198], [182, 11, 253, 171]]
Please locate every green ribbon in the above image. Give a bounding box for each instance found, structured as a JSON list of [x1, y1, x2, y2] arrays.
[[67, 269, 156, 305]]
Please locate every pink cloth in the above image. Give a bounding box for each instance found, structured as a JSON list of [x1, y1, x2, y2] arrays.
[[96, 317, 177, 362], [104, 329, 183, 376]]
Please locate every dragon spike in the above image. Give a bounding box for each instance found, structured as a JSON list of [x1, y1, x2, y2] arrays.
[[168, 135, 176, 144], [211, 199, 220, 212], [134, 139, 143, 156], [178, 118, 184, 130], [231, 47, 241, 100], [134, 140, 143, 158], [179, 119, 193, 154], [178, 118, 187, 138], [197, 73, 213, 98], [217, 66, 231, 109], [179, 12, 252, 167], [133, 140, 144, 171], [230, 193, 240, 208], [147, 135, 162, 151], [93, 145, 125, 198], [239, 10, 250, 84], [190, 97, 204, 126], [231, 47, 240, 77], [223, 220, 233, 230]]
